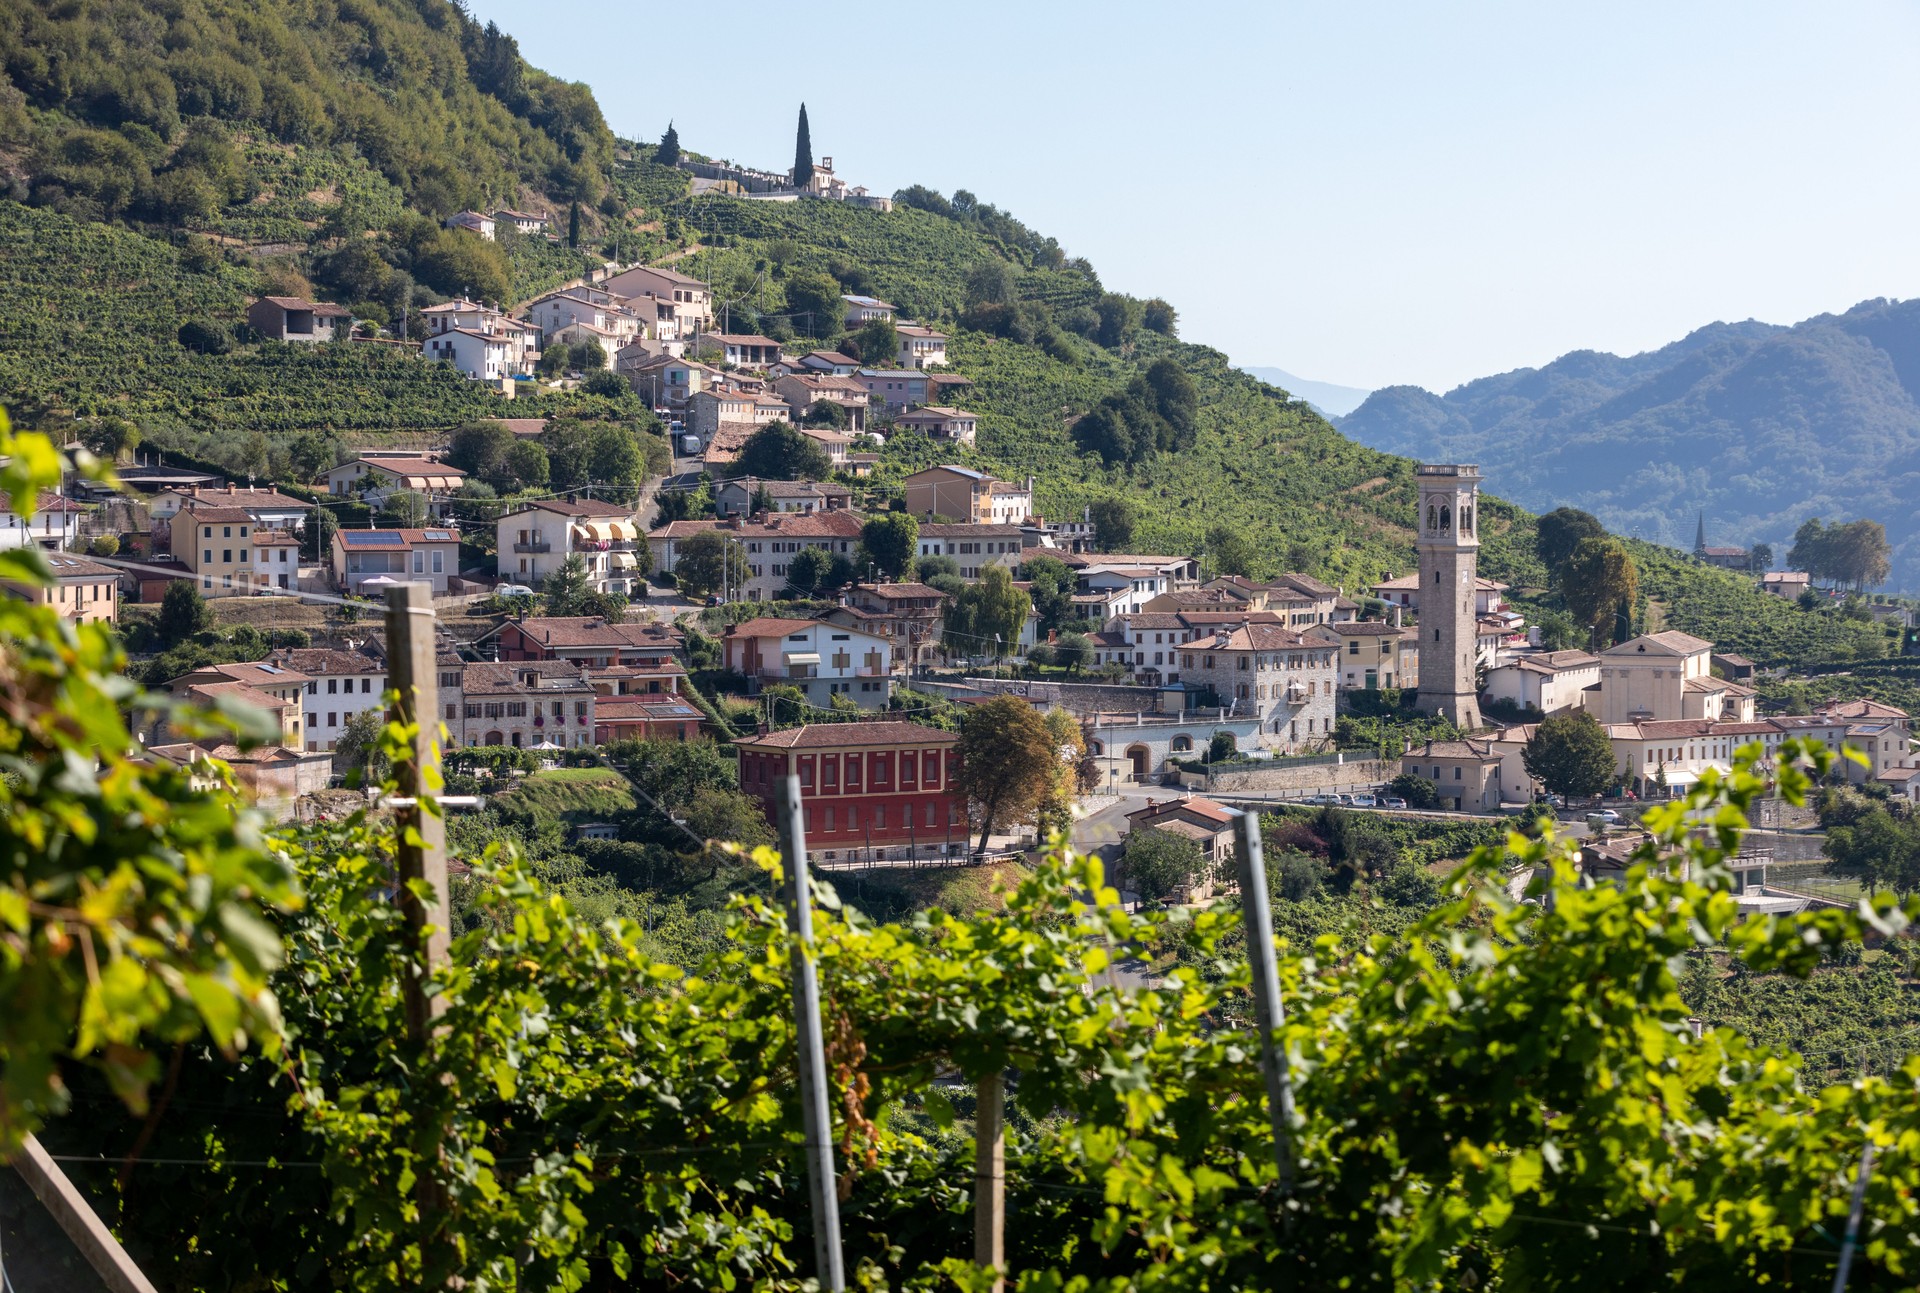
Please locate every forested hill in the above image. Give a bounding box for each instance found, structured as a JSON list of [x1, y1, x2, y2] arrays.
[[0, 0, 1889, 669], [0, 0, 615, 221], [1338, 301, 1920, 592]]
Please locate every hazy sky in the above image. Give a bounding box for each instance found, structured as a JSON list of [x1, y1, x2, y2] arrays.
[[468, 0, 1920, 393]]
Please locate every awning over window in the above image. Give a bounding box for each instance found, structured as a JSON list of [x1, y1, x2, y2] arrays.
[[610, 551, 638, 568], [577, 520, 636, 542], [783, 652, 821, 665]]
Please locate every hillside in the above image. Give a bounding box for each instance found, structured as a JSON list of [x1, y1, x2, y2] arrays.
[[0, 0, 1884, 673], [1337, 302, 1920, 591]]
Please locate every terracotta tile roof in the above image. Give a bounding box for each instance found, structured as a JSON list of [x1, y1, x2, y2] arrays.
[[41, 554, 117, 578], [1128, 795, 1236, 827], [461, 661, 593, 694], [853, 582, 945, 600], [1606, 631, 1712, 657], [726, 617, 828, 638], [734, 721, 959, 749], [1409, 738, 1504, 762], [919, 523, 1028, 539], [1817, 699, 1910, 721], [267, 648, 383, 677], [507, 496, 635, 519], [513, 617, 684, 650], [195, 661, 313, 688]]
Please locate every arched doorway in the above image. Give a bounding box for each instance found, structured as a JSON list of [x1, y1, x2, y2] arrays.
[[485, 729, 504, 746], [1125, 744, 1150, 782]]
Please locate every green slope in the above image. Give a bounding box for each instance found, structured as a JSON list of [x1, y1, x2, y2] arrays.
[[0, 0, 1890, 675]]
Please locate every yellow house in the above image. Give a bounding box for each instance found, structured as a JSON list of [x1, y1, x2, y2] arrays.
[[171, 505, 266, 597], [1309, 620, 1418, 690]]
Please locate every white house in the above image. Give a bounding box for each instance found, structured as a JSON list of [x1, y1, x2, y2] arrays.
[[446, 211, 495, 239], [841, 294, 896, 327], [527, 291, 644, 347], [329, 527, 462, 595], [0, 490, 84, 551], [892, 406, 977, 445], [895, 325, 948, 369], [325, 454, 467, 518], [1483, 649, 1600, 715], [496, 497, 645, 596], [423, 327, 511, 383], [722, 616, 894, 709], [268, 647, 388, 753], [915, 523, 1031, 580], [602, 265, 712, 336], [493, 208, 549, 235]]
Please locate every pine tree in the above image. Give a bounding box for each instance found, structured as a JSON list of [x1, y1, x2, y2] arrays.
[[793, 104, 814, 190], [655, 120, 680, 167]]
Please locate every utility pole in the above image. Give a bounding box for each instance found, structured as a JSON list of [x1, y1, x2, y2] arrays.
[[776, 775, 846, 1291]]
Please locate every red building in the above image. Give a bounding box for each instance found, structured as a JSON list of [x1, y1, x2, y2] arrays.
[[733, 721, 966, 861]]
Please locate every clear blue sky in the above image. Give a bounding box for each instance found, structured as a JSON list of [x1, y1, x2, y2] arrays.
[[468, 0, 1920, 394]]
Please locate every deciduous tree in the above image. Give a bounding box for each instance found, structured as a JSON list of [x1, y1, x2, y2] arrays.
[[674, 530, 749, 600], [1124, 827, 1206, 901], [1522, 709, 1619, 799], [735, 421, 831, 481], [954, 695, 1059, 854], [1089, 497, 1134, 551], [1559, 536, 1638, 648], [943, 565, 1030, 660], [858, 512, 918, 580], [1536, 506, 1606, 574]]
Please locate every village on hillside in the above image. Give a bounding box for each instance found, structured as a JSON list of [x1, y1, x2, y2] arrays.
[[0, 110, 1913, 910]]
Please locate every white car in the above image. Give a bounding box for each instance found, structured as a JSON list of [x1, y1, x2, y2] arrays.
[[1589, 808, 1621, 824], [497, 584, 535, 598]]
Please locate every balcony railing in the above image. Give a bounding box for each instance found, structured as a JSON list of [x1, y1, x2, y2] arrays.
[[513, 540, 552, 554], [573, 538, 637, 551]]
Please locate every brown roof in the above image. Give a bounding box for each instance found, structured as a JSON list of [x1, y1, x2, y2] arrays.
[[896, 405, 974, 420], [182, 679, 298, 712], [1606, 631, 1712, 657], [1409, 738, 1504, 762], [41, 554, 117, 579], [180, 506, 257, 524], [734, 721, 960, 750], [1329, 620, 1415, 638], [1128, 795, 1236, 828], [512, 617, 684, 650], [172, 485, 311, 510], [509, 496, 636, 519], [726, 617, 829, 639], [919, 523, 1029, 539], [352, 456, 468, 482], [192, 661, 313, 688], [461, 661, 593, 694], [261, 295, 351, 317], [1816, 699, 1910, 721], [853, 582, 945, 601], [266, 648, 382, 676], [1205, 624, 1320, 651]]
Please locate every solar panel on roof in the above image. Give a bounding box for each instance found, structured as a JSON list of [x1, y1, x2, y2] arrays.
[[424, 530, 453, 540], [342, 531, 401, 545]]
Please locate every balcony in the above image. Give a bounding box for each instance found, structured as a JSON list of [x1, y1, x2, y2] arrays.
[[513, 540, 552, 554], [573, 538, 637, 552]]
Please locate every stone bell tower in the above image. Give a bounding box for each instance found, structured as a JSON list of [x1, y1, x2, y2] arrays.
[[1414, 463, 1482, 729]]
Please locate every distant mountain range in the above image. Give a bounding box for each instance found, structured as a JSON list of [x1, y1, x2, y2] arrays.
[[1239, 366, 1373, 418], [1335, 299, 1920, 593]]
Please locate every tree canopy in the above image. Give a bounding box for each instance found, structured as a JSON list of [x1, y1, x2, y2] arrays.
[[1522, 709, 1620, 799], [859, 511, 919, 579], [734, 421, 832, 481], [1789, 517, 1893, 591], [1559, 536, 1639, 649], [942, 565, 1031, 660], [953, 694, 1061, 853]]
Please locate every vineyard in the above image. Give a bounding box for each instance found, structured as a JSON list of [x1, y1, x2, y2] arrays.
[[0, 202, 600, 472]]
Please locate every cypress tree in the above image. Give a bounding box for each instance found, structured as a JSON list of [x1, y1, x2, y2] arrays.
[[793, 104, 814, 189], [567, 200, 580, 248], [655, 120, 680, 167]]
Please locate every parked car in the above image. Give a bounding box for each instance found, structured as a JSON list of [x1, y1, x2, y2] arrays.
[[1382, 796, 1408, 810], [1304, 794, 1338, 805], [1350, 793, 1378, 808], [497, 583, 535, 597], [1588, 808, 1621, 824], [1333, 793, 1355, 806]]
